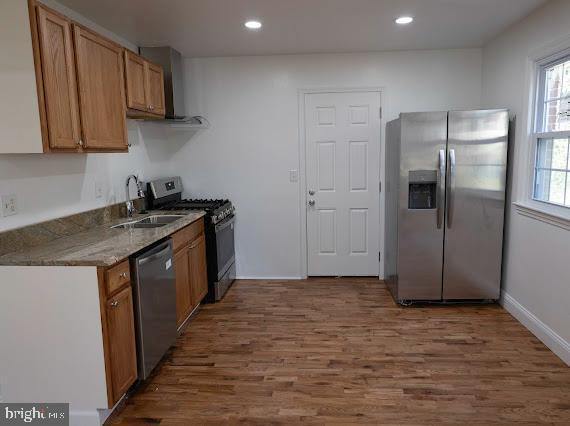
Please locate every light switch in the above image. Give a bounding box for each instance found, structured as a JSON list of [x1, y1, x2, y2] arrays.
[[289, 169, 299, 183], [1, 194, 17, 217], [95, 181, 104, 199]]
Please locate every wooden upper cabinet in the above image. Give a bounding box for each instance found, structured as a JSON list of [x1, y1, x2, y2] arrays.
[[105, 286, 137, 404], [73, 25, 128, 150], [27, 1, 131, 153], [124, 50, 147, 112], [124, 50, 166, 118], [36, 5, 81, 150], [145, 62, 165, 116]]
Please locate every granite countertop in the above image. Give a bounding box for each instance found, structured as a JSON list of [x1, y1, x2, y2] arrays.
[[0, 210, 206, 267]]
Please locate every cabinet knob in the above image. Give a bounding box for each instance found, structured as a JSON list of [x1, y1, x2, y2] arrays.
[[77, 139, 83, 147], [120, 272, 128, 279], [110, 300, 119, 307]]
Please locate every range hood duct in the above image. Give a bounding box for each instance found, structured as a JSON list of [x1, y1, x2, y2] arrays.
[[139, 46, 203, 125]]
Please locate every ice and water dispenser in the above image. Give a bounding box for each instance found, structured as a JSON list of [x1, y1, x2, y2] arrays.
[[408, 170, 438, 210]]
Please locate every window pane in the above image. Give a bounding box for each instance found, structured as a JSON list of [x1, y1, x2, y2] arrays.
[[534, 168, 551, 202], [549, 171, 566, 204], [567, 173, 570, 206], [544, 99, 570, 131], [564, 61, 570, 98], [546, 63, 564, 100], [552, 138, 569, 169], [536, 138, 569, 169], [536, 138, 553, 168], [534, 138, 570, 206]]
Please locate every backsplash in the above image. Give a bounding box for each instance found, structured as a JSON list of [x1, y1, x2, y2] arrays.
[[0, 199, 143, 257]]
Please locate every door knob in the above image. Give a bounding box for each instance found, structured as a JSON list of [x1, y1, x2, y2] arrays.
[[308, 200, 315, 206], [308, 190, 315, 196]]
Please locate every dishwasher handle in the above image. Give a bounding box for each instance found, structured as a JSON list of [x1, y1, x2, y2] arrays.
[[138, 242, 172, 266]]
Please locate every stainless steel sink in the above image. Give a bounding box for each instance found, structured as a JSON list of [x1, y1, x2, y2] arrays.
[[111, 214, 185, 229], [112, 222, 166, 229], [137, 215, 186, 224]]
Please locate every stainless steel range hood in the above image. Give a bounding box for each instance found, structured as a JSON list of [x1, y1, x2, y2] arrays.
[[139, 46, 208, 128]]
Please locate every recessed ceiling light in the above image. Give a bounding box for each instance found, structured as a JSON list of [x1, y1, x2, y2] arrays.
[[244, 20, 262, 30], [395, 16, 414, 25]]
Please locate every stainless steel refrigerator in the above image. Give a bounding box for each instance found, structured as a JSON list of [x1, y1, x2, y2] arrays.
[[384, 110, 509, 303]]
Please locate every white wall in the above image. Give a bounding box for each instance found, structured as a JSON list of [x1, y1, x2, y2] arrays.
[[0, 1, 188, 232], [179, 49, 483, 278], [0, 0, 43, 154], [482, 0, 570, 364]]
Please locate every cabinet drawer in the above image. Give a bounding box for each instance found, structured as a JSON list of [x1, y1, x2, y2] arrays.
[[106, 260, 131, 295], [172, 219, 204, 252]]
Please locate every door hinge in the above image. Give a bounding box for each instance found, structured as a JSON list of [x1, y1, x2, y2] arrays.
[[379, 107, 383, 119], [378, 252, 381, 262], [379, 181, 382, 193]]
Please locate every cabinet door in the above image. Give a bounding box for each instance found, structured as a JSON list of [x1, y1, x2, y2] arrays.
[[189, 235, 208, 305], [145, 62, 165, 116], [36, 6, 81, 150], [106, 286, 137, 404], [124, 51, 147, 112], [174, 247, 192, 327], [73, 25, 127, 150]]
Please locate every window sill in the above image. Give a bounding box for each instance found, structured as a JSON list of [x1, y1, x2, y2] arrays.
[[513, 201, 570, 231]]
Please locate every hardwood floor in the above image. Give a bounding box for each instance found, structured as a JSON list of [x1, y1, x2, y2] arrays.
[[108, 278, 570, 425]]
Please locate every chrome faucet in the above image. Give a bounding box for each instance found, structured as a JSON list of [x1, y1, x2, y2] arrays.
[[125, 174, 145, 218]]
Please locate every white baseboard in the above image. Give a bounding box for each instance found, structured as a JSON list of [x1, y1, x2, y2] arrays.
[[235, 276, 303, 280], [501, 292, 570, 366]]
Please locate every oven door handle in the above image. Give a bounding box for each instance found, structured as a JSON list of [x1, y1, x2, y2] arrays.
[[215, 215, 235, 232]]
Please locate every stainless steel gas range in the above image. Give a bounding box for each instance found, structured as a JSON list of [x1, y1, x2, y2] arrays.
[[147, 177, 236, 302]]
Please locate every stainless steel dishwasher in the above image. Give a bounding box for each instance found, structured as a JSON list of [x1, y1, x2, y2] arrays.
[[131, 239, 177, 380]]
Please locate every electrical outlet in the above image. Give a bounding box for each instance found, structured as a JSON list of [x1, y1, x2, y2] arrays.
[[1, 194, 17, 217], [289, 169, 299, 183], [95, 181, 104, 199]]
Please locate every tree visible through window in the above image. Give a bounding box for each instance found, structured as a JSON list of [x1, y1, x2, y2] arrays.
[[534, 57, 570, 207]]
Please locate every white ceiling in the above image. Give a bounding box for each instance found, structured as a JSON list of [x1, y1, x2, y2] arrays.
[[56, 0, 547, 57]]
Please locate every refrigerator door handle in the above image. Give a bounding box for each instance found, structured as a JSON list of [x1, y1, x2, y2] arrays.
[[437, 149, 446, 229], [446, 149, 456, 228]]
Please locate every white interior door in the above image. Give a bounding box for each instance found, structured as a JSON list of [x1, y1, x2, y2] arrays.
[[305, 91, 381, 276]]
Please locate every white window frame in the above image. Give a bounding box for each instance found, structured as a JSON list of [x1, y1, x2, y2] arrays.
[[513, 39, 570, 229], [535, 55, 570, 136], [531, 53, 570, 208]]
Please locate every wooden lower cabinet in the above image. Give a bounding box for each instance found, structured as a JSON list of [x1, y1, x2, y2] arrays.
[[173, 218, 208, 328], [98, 260, 137, 406], [94, 220, 207, 404], [174, 245, 192, 326], [105, 286, 137, 403], [189, 235, 208, 303]]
